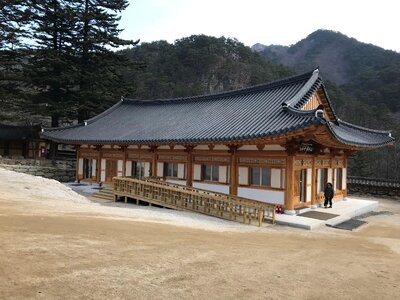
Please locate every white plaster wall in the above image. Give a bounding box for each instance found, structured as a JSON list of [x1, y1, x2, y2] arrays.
[[101, 158, 106, 182], [264, 145, 285, 150], [219, 166, 227, 183], [193, 164, 201, 180], [271, 168, 281, 188], [78, 158, 83, 176], [157, 162, 164, 177], [194, 145, 208, 150], [125, 161, 132, 176], [238, 145, 258, 150], [342, 168, 347, 190], [193, 182, 229, 194], [214, 145, 229, 150], [157, 145, 170, 149], [91, 159, 97, 177], [166, 179, 186, 185], [238, 188, 284, 205], [178, 163, 185, 179], [144, 162, 151, 177], [238, 166, 248, 185]]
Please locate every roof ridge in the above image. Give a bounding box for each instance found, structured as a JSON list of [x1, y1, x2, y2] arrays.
[[122, 69, 317, 104]]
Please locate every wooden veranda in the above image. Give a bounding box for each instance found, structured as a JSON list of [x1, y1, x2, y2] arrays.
[[113, 177, 276, 226]]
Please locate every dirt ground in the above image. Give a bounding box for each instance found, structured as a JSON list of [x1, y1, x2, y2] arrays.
[[0, 170, 399, 299]]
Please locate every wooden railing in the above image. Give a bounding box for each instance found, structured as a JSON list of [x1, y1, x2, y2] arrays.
[[113, 177, 276, 226]]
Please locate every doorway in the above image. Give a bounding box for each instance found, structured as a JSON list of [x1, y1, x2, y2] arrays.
[[105, 160, 118, 182], [299, 169, 307, 203], [294, 169, 307, 204]]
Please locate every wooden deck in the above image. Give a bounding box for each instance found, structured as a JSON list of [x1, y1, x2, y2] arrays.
[[113, 177, 276, 226]]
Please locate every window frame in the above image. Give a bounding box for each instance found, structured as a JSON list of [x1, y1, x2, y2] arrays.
[[201, 164, 220, 182], [335, 168, 343, 190], [250, 167, 272, 187], [164, 162, 178, 178]]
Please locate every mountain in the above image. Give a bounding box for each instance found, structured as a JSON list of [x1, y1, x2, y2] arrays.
[[254, 30, 400, 179], [253, 30, 400, 84]]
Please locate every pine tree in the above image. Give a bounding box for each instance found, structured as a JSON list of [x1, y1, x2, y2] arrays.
[[0, 1, 30, 123], [24, 0, 78, 127], [73, 0, 137, 122]]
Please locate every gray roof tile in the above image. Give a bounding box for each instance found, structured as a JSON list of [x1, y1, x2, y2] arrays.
[[41, 69, 394, 148]]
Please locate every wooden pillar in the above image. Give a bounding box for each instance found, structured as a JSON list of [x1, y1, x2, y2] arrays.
[[121, 146, 127, 177], [311, 157, 317, 207], [343, 155, 348, 198], [229, 145, 238, 196], [152, 149, 157, 177], [96, 145, 102, 183], [284, 155, 295, 214], [186, 146, 193, 187], [75, 145, 80, 182]]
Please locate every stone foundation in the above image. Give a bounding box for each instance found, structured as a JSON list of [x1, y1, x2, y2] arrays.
[[0, 158, 76, 182]]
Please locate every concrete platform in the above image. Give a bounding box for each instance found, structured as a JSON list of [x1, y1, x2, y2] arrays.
[[275, 197, 379, 230]]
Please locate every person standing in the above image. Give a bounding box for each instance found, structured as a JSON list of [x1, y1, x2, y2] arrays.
[[324, 183, 334, 208]]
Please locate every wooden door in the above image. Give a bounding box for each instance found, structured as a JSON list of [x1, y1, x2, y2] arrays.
[[105, 160, 118, 182], [293, 170, 301, 203], [299, 169, 307, 203]]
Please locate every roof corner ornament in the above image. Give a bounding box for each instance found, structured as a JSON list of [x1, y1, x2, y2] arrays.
[[315, 109, 324, 119], [121, 96, 124, 102], [389, 132, 392, 137], [41, 128, 44, 133], [84, 121, 88, 126]]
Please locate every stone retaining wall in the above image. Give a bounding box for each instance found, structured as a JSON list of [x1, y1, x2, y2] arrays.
[[347, 177, 400, 200], [0, 158, 76, 182]]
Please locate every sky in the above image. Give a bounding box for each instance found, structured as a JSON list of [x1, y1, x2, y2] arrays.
[[119, 0, 400, 52]]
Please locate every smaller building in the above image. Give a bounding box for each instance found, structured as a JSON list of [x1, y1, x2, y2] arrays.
[[0, 124, 44, 158]]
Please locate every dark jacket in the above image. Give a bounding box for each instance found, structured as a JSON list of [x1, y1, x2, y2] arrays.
[[324, 185, 334, 199]]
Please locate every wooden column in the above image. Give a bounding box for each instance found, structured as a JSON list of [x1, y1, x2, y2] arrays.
[[311, 157, 317, 207], [343, 154, 348, 198], [284, 155, 295, 213], [121, 146, 127, 177], [96, 145, 102, 183], [75, 145, 80, 182], [229, 145, 238, 196], [151, 147, 157, 177], [185, 146, 193, 187]]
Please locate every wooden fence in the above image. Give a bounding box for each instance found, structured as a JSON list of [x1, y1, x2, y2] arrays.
[[113, 177, 276, 226]]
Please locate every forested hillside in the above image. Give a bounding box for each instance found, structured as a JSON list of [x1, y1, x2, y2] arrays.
[[254, 29, 400, 179], [120, 35, 293, 99]]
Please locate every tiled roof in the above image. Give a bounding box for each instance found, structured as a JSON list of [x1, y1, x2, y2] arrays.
[[41, 69, 394, 148], [0, 124, 40, 140]]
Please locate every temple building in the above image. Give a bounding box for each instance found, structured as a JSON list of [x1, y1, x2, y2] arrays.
[[0, 123, 43, 158], [41, 69, 394, 214]]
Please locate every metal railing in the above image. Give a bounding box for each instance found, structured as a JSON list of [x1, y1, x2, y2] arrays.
[[113, 177, 276, 226]]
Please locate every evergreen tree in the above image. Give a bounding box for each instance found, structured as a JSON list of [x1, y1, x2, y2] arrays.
[[0, 1, 30, 123], [73, 0, 137, 122], [24, 0, 78, 127]]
